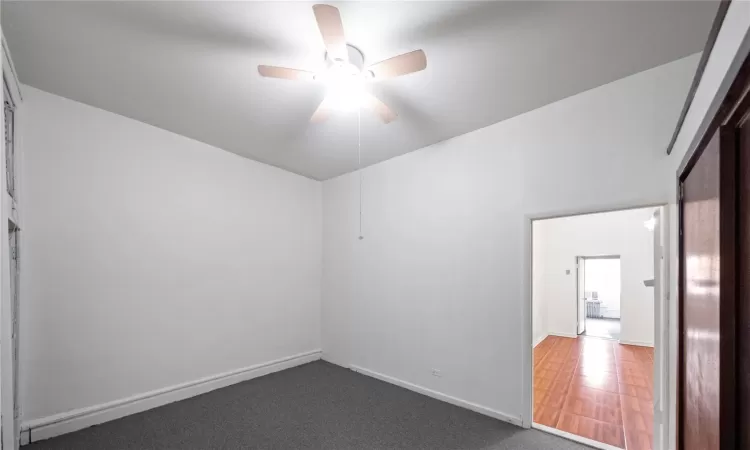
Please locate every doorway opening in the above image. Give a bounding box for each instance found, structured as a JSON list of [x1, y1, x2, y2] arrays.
[[531, 205, 664, 450], [577, 256, 621, 341]]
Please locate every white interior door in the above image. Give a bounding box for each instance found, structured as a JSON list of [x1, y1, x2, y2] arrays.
[[576, 257, 586, 335], [652, 207, 667, 450]]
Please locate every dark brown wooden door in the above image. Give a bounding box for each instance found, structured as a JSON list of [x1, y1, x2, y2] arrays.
[[677, 39, 750, 450], [737, 105, 750, 450], [681, 130, 723, 449], [678, 92, 746, 450]]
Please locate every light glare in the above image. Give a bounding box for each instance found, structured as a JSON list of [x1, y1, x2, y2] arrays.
[[318, 62, 366, 111]]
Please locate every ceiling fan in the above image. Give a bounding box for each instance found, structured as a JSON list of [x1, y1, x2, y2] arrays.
[[258, 4, 427, 124]]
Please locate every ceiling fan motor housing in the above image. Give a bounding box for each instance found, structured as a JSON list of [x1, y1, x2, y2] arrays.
[[326, 44, 366, 73]]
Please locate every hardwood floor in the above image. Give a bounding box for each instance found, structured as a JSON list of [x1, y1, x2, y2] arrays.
[[533, 335, 654, 450]]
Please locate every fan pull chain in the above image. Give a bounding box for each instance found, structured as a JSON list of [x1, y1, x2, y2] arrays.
[[357, 107, 365, 241]]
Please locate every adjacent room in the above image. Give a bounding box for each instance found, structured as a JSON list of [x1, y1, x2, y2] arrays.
[[532, 207, 661, 449], [1, 1, 748, 450], [533, 207, 657, 347], [579, 256, 622, 340]]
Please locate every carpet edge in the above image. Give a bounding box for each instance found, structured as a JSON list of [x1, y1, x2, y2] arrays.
[[349, 364, 523, 427]]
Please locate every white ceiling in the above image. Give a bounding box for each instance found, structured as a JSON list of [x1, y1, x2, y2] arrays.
[[3, 1, 717, 180]]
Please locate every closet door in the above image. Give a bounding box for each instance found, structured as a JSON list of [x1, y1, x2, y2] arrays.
[[678, 91, 748, 450], [680, 130, 724, 449], [735, 98, 750, 450]]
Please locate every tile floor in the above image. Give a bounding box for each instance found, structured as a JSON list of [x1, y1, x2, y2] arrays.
[[582, 318, 621, 340], [533, 335, 654, 450]]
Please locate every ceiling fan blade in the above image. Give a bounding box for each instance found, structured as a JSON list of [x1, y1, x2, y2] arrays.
[[362, 92, 397, 124], [312, 4, 348, 62], [367, 50, 427, 80], [258, 65, 315, 81], [310, 97, 334, 123]]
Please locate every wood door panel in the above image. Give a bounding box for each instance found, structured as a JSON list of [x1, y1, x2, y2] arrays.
[[677, 36, 750, 450], [682, 131, 721, 450], [739, 112, 750, 450]]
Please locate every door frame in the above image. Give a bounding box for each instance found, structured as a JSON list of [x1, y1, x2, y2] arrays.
[[675, 44, 750, 450], [1, 32, 23, 450], [651, 207, 669, 450], [525, 204, 667, 449], [576, 256, 586, 335], [575, 255, 621, 336]]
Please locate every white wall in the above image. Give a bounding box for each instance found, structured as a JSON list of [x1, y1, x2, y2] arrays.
[[665, 2, 750, 449], [322, 54, 698, 423], [533, 207, 656, 345], [18, 86, 322, 423]]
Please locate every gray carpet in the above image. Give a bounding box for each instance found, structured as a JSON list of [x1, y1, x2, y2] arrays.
[[27, 361, 591, 450]]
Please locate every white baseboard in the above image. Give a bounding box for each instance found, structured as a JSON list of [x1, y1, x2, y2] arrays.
[[619, 339, 654, 348], [320, 353, 350, 369], [21, 349, 321, 446], [548, 331, 578, 339], [532, 422, 623, 450], [349, 365, 523, 427], [533, 334, 549, 348]]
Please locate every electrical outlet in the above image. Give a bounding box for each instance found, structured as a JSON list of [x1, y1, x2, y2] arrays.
[[432, 369, 442, 378]]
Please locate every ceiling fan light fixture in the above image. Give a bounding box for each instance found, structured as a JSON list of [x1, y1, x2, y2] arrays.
[[315, 62, 367, 112], [326, 80, 366, 112], [315, 60, 360, 83], [257, 4, 426, 123], [328, 90, 365, 112]]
